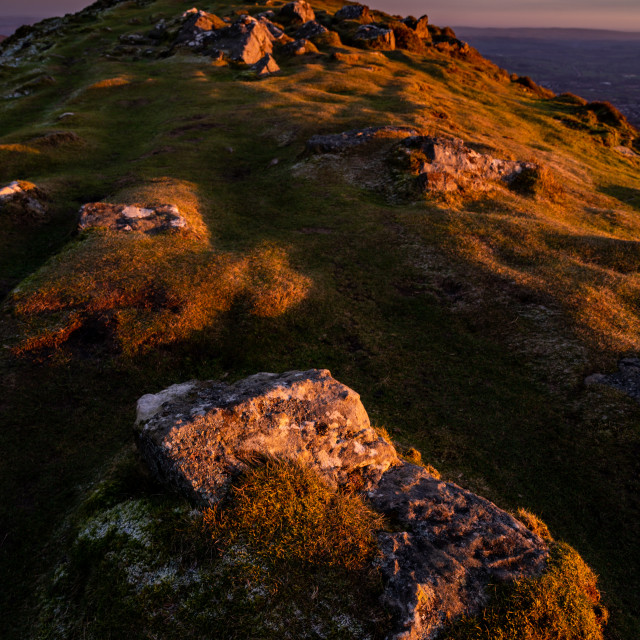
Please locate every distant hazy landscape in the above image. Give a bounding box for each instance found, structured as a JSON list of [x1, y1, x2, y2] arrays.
[[457, 27, 640, 128]]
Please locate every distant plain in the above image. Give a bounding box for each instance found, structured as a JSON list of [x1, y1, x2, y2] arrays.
[[457, 28, 640, 128]]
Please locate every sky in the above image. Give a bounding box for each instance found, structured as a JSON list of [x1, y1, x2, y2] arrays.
[[0, 0, 639, 32]]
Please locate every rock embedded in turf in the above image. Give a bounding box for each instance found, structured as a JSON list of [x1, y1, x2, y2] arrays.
[[294, 20, 329, 42], [306, 126, 420, 153], [280, 1, 316, 25], [354, 24, 396, 51], [371, 463, 549, 640], [398, 136, 537, 193], [252, 53, 281, 76], [0, 180, 48, 222], [135, 369, 549, 640], [334, 4, 372, 22], [209, 15, 278, 65], [78, 202, 188, 234], [134, 369, 399, 504], [403, 15, 431, 39]]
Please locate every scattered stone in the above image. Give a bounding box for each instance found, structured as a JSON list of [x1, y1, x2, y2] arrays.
[[56, 112, 75, 121], [134, 369, 549, 640], [147, 19, 167, 41], [353, 24, 395, 51], [585, 357, 640, 402], [334, 4, 371, 22], [78, 202, 188, 234], [280, 1, 315, 24], [294, 20, 329, 42], [134, 369, 399, 504], [397, 136, 536, 193], [307, 126, 420, 153], [282, 38, 319, 56], [0, 180, 48, 222], [252, 53, 280, 76], [372, 463, 548, 640], [174, 9, 226, 48]]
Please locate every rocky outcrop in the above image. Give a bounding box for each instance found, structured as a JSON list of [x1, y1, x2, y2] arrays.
[[307, 126, 420, 153], [252, 53, 280, 76], [135, 370, 399, 504], [403, 15, 430, 39], [0, 180, 48, 222], [280, 1, 315, 24], [371, 464, 548, 639], [175, 9, 226, 47], [135, 369, 549, 640], [354, 24, 396, 51], [295, 20, 329, 42], [335, 4, 372, 22], [209, 15, 278, 65], [397, 136, 536, 193], [78, 203, 188, 234]]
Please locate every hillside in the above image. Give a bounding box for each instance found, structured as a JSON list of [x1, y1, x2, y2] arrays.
[[0, 1, 639, 639]]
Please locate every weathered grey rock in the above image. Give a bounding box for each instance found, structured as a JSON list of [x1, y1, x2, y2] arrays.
[[307, 126, 420, 153], [335, 4, 371, 22], [295, 20, 329, 41], [252, 53, 281, 76], [134, 369, 549, 640], [354, 24, 396, 50], [371, 463, 549, 639], [174, 9, 226, 48], [399, 136, 536, 193], [0, 180, 48, 222], [585, 357, 640, 402], [147, 19, 167, 41], [280, 1, 315, 24], [78, 202, 188, 234], [135, 370, 399, 505], [282, 38, 319, 56], [209, 15, 277, 65]]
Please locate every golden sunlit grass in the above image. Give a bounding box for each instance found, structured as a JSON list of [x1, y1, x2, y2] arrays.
[[443, 542, 608, 640], [11, 234, 311, 357], [87, 76, 132, 90], [203, 458, 385, 570]]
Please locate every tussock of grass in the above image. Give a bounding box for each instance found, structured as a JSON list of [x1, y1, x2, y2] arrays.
[[203, 458, 385, 570], [11, 236, 311, 356], [443, 542, 608, 640]]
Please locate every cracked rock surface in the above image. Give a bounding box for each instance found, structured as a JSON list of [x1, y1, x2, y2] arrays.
[[78, 202, 188, 234], [135, 369, 548, 639]]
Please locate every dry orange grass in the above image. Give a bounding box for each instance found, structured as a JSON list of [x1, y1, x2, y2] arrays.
[[11, 235, 311, 357], [87, 76, 132, 90]]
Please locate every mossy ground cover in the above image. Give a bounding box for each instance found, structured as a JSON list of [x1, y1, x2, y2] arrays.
[[0, 0, 639, 638]]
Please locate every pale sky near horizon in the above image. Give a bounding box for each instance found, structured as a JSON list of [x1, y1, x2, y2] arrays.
[[0, 0, 639, 32]]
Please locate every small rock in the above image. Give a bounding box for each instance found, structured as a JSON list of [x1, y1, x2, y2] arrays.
[[279, 1, 315, 24], [252, 53, 280, 76], [78, 202, 188, 234], [294, 20, 329, 42], [307, 126, 420, 153], [282, 38, 319, 56], [0, 180, 48, 222]]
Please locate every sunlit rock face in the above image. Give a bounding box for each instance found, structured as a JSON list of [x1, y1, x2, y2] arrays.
[[135, 369, 399, 504], [135, 370, 549, 640], [279, 1, 316, 25]]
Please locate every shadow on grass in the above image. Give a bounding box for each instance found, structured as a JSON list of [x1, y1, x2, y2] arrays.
[[601, 185, 640, 211]]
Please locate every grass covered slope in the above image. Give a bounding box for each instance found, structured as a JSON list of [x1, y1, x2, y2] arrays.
[[0, 0, 639, 638]]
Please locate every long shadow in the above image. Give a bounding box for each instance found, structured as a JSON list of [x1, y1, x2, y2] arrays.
[[601, 184, 640, 211]]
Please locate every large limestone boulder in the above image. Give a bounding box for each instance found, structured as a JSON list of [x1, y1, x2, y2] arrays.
[[210, 15, 277, 65], [135, 370, 399, 504], [280, 1, 315, 24], [78, 202, 188, 234], [397, 136, 536, 193], [135, 369, 549, 640], [175, 9, 226, 47], [0, 180, 49, 222]]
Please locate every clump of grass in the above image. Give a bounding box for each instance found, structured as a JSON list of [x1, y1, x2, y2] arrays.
[[516, 508, 553, 543], [203, 458, 385, 570], [403, 447, 441, 478], [509, 165, 562, 200], [443, 542, 608, 640], [11, 235, 311, 357]]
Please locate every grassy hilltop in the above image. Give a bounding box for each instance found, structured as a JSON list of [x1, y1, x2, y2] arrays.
[[0, 0, 639, 638]]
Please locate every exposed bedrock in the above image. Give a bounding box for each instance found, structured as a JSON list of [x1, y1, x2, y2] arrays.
[[78, 202, 188, 234], [135, 370, 548, 640]]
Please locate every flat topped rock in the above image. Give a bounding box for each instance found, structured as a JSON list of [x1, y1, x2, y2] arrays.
[[307, 126, 421, 153], [78, 202, 188, 234], [135, 369, 399, 505]]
